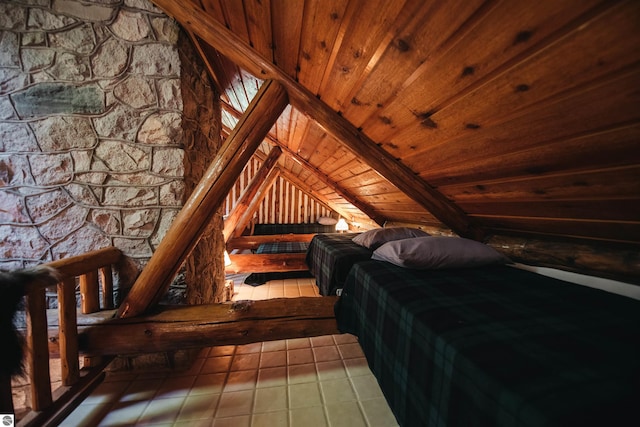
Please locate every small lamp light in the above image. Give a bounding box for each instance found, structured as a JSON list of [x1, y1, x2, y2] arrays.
[[335, 218, 349, 233], [224, 250, 231, 266]]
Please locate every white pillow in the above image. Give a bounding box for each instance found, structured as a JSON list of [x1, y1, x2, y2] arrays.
[[371, 236, 509, 269], [317, 216, 338, 226], [352, 227, 429, 250]]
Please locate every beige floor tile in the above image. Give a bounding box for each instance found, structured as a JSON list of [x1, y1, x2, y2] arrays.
[[289, 406, 327, 427], [215, 389, 255, 418], [287, 348, 314, 365], [155, 375, 196, 399], [319, 378, 357, 404], [98, 400, 149, 426], [252, 410, 288, 427], [190, 373, 226, 395], [257, 366, 288, 388], [333, 333, 358, 344], [224, 370, 258, 392], [310, 335, 335, 347], [360, 397, 399, 427], [350, 375, 384, 401], [337, 342, 365, 359], [286, 337, 311, 350], [253, 386, 287, 413], [262, 339, 287, 352], [59, 402, 111, 427], [287, 363, 318, 385], [316, 360, 346, 381], [236, 342, 262, 354], [325, 401, 367, 427], [176, 393, 220, 421], [230, 353, 260, 371], [120, 378, 164, 403], [343, 357, 371, 378], [138, 396, 185, 424], [212, 414, 251, 427], [313, 345, 341, 362], [289, 382, 323, 409], [82, 380, 130, 405], [259, 350, 287, 368]]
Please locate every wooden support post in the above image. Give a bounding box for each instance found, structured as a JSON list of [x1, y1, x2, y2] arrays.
[[58, 277, 80, 386], [79, 270, 100, 314], [26, 286, 52, 411], [117, 80, 289, 318], [223, 146, 282, 241], [99, 265, 114, 309]]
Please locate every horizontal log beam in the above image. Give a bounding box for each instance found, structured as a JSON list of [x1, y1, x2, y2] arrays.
[[225, 253, 308, 273], [72, 298, 339, 355], [227, 234, 317, 250]]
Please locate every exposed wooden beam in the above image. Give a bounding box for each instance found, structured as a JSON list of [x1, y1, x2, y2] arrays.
[[227, 233, 316, 250], [223, 146, 282, 241], [225, 253, 308, 274], [151, 0, 477, 238], [78, 298, 339, 355], [116, 80, 289, 318]]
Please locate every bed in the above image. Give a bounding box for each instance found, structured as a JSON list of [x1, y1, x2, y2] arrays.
[[305, 233, 373, 296], [243, 241, 312, 285], [335, 260, 640, 427]]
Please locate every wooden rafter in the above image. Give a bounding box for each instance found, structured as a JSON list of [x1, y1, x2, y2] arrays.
[[151, 0, 478, 238]]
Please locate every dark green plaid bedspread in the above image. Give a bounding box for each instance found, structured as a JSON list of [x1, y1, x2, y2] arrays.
[[256, 242, 309, 254], [305, 233, 372, 295], [335, 261, 640, 427]]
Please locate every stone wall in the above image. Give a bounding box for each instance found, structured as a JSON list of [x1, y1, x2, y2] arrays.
[[0, 0, 223, 302]]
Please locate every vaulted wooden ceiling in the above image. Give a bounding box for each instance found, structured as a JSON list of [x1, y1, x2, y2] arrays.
[[153, 0, 640, 248]]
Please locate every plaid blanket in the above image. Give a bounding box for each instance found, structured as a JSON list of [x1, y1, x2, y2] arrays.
[[256, 242, 309, 254], [336, 261, 640, 427], [305, 233, 372, 295]]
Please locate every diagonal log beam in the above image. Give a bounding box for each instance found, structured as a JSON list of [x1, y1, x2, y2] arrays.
[[223, 146, 282, 241], [151, 0, 477, 238], [117, 80, 289, 318]]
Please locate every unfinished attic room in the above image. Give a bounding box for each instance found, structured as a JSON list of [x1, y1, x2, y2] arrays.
[[1, 0, 640, 425]]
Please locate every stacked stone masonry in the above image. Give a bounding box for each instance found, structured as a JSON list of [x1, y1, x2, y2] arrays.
[[0, 0, 222, 295]]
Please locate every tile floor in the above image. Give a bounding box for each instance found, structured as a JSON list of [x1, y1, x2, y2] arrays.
[[61, 277, 399, 427]]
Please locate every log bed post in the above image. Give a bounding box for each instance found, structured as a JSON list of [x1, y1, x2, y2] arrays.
[[223, 146, 282, 241], [117, 80, 289, 318]]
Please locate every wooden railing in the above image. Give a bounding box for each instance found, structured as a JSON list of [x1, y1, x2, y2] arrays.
[[4, 247, 125, 427]]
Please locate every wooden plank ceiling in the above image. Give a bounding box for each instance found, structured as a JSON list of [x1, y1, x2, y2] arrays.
[[154, 0, 640, 247]]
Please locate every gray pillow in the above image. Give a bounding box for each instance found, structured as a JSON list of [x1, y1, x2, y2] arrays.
[[352, 227, 429, 250], [371, 236, 509, 269]]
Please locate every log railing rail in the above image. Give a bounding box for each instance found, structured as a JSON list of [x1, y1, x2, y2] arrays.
[[5, 247, 123, 427]]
